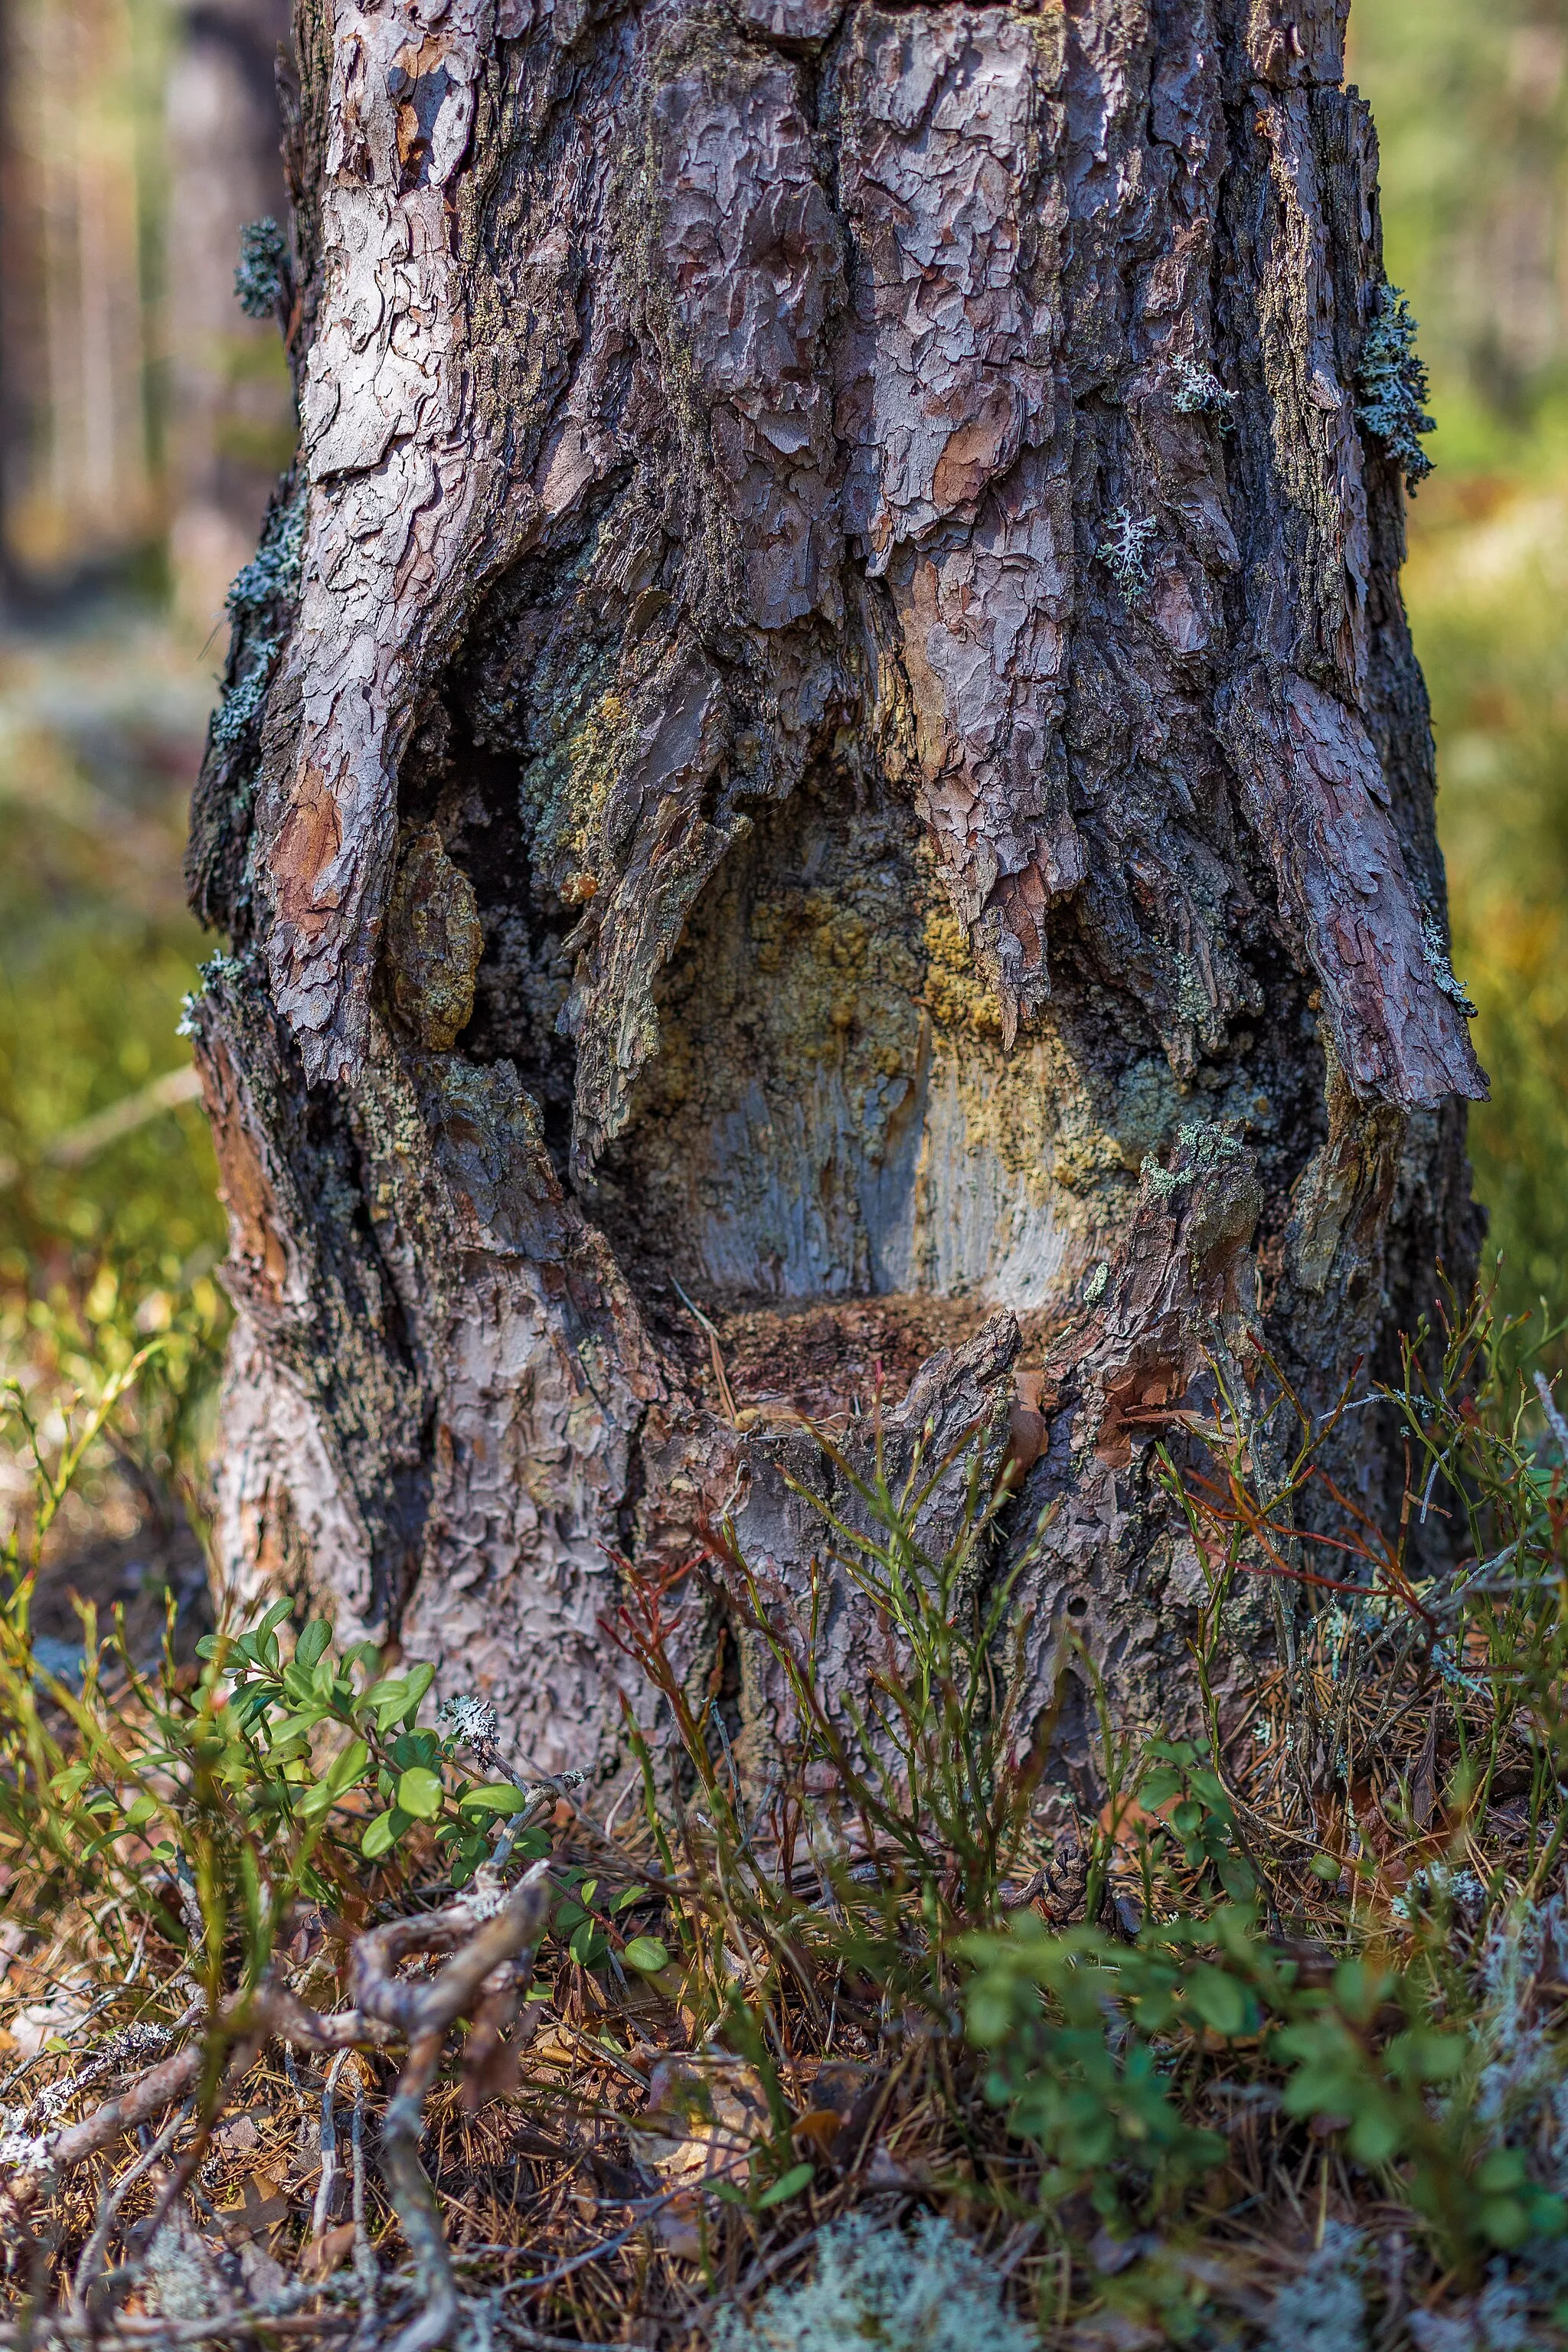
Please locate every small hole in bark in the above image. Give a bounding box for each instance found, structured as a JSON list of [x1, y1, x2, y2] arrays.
[[1066, 1596, 1089, 1621]]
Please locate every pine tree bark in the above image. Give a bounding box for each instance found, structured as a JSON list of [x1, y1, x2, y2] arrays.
[[186, 0, 1486, 1798]]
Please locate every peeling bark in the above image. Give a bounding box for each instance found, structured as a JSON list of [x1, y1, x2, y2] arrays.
[[188, 0, 1484, 1796]]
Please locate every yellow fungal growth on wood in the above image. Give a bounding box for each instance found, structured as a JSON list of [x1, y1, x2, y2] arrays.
[[920, 905, 1004, 1042]]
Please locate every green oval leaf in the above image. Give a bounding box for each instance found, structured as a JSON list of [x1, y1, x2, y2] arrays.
[[296, 1621, 332, 1669], [392, 1731, 440, 1771], [1530, 2193, 1568, 2242], [397, 1766, 444, 1819], [1186, 1965, 1251, 2039], [328, 1737, 371, 1794], [363, 1808, 410, 1859], [1478, 2197, 1531, 2249], [1345, 2107, 1401, 2166], [965, 1988, 1016, 2048], [622, 1936, 669, 1974], [1138, 1768, 1182, 1809], [459, 1782, 531, 1816], [756, 2161, 814, 2210], [299, 1738, 371, 1820]]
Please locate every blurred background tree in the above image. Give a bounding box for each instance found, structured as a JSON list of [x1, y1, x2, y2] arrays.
[[0, 0, 1563, 1456], [0, 0, 290, 1560], [0, 0, 292, 602]]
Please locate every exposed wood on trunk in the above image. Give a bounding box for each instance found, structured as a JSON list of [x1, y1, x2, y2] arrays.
[[188, 0, 1485, 1798]]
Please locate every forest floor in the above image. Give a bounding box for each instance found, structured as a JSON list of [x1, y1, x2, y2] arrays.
[[3, 1279, 1568, 2352]]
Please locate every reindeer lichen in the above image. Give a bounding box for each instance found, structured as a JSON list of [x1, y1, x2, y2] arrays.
[[1263, 2222, 1367, 2352], [714, 2211, 1037, 2352], [1356, 286, 1436, 491], [1410, 2262, 1534, 2351]]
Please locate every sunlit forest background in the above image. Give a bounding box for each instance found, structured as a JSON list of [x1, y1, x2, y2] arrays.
[[1, 0, 1565, 1467]]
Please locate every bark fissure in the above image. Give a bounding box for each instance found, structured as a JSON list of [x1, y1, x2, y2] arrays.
[[188, 0, 1484, 1791]]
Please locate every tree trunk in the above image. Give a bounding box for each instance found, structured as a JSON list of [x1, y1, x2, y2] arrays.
[[185, 0, 1485, 1801]]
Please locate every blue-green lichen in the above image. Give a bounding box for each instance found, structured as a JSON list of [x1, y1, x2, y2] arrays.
[[1355, 286, 1435, 492], [1420, 910, 1478, 1018], [234, 218, 289, 321], [177, 952, 248, 1035], [1142, 1117, 1249, 1199], [226, 495, 305, 620], [1169, 356, 1236, 431], [211, 492, 306, 754]]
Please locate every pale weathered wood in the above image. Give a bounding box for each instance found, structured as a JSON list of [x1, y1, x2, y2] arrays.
[[187, 0, 1485, 1798]]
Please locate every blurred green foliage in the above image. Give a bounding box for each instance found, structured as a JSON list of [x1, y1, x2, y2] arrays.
[[1356, 0, 1568, 1338], [1406, 489, 1568, 1323], [0, 609, 227, 1459], [1351, 0, 1568, 452]]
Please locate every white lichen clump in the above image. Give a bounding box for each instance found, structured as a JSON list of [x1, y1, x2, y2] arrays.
[[1098, 505, 1158, 601], [1391, 1860, 1485, 1922], [713, 2213, 1039, 2352], [1169, 354, 1236, 427], [143, 2212, 233, 2321], [438, 1693, 503, 1753], [1473, 1896, 1568, 2151], [1410, 2262, 1534, 2351], [1263, 2221, 1367, 2352]]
